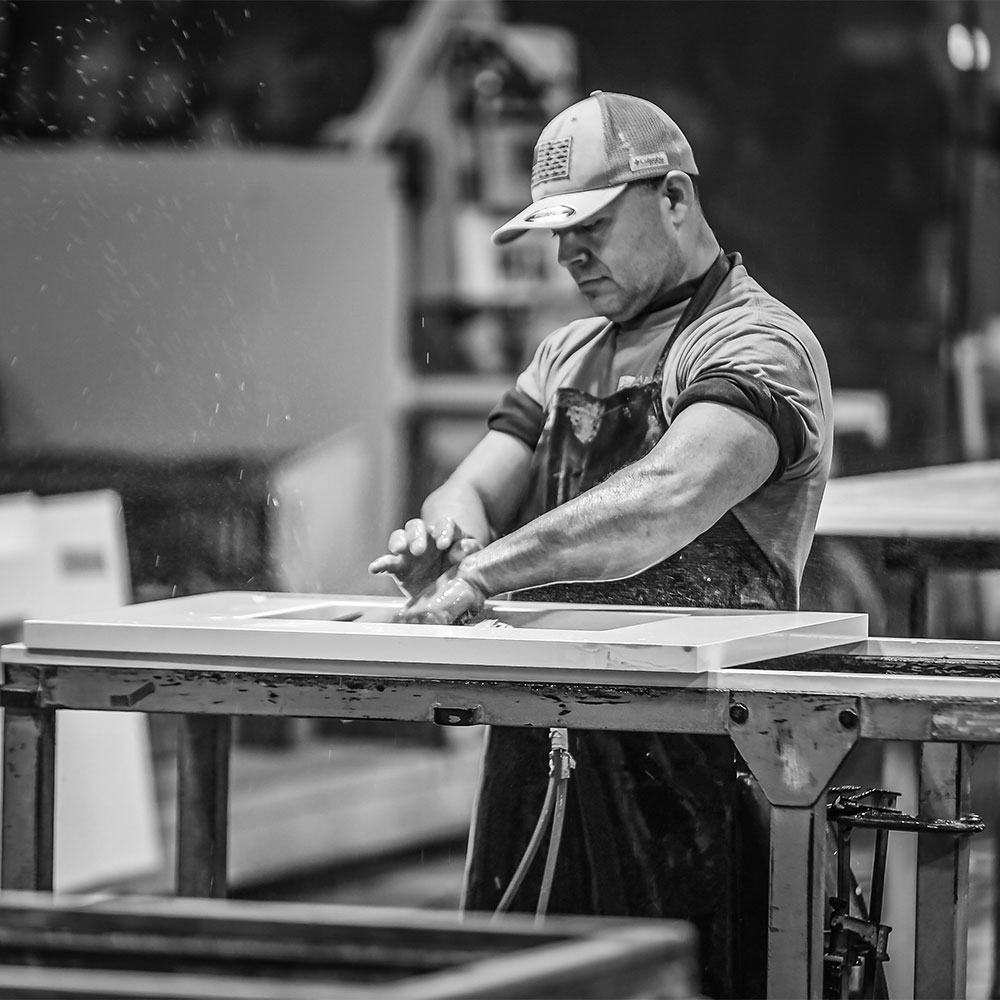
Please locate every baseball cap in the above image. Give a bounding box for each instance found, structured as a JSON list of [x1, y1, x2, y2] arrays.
[[491, 91, 699, 246]]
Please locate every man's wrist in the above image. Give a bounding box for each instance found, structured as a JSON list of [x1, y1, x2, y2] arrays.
[[455, 554, 492, 599]]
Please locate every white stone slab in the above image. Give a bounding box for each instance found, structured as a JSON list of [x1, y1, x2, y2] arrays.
[[22, 591, 867, 677]]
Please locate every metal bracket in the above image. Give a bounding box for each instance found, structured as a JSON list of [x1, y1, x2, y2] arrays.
[[0, 688, 40, 711], [432, 704, 483, 726], [726, 691, 861, 806], [828, 785, 985, 836], [109, 680, 156, 708], [0, 665, 42, 712]]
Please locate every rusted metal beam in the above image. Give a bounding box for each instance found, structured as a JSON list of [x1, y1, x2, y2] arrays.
[[915, 742, 974, 1000], [1, 700, 55, 891], [176, 715, 230, 898]]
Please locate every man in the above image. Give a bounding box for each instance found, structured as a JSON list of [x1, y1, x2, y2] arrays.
[[370, 91, 832, 998]]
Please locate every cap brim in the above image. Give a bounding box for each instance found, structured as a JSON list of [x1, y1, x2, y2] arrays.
[[491, 185, 627, 246]]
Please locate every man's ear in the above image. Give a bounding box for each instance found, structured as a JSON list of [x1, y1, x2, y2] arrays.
[[660, 170, 694, 226]]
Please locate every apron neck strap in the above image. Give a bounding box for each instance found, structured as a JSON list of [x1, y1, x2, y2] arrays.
[[652, 250, 739, 381]]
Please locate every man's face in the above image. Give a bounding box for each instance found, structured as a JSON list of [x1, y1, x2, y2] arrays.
[[554, 181, 684, 323]]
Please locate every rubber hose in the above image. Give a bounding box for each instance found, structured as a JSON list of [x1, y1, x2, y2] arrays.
[[491, 772, 558, 919], [534, 775, 569, 923]]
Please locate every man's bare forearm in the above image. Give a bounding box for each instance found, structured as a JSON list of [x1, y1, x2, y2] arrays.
[[454, 462, 704, 594], [416, 430, 534, 547], [456, 403, 778, 597], [420, 479, 496, 547]]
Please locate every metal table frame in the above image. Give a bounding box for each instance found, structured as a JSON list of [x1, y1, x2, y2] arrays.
[[3, 636, 999, 1000]]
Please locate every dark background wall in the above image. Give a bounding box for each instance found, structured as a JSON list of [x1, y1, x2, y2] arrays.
[[519, 1, 970, 468], [1, 0, 997, 470]]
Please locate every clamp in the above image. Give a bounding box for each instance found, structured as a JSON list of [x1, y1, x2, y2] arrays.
[[823, 785, 984, 999]]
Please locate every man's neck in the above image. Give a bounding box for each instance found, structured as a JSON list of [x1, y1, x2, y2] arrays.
[[623, 242, 726, 327], [681, 229, 723, 283], [640, 269, 710, 317]]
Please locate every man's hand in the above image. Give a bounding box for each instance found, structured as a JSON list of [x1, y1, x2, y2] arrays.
[[368, 517, 482, 599], [395, 567, 489, 625]]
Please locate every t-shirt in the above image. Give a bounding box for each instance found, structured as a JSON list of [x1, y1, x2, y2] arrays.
[[487, 260, 833, 588]]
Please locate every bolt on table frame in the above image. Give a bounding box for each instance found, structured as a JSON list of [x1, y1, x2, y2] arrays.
[[3, 633, 999, 999]]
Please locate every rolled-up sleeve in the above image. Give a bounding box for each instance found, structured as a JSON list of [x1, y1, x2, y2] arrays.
[[672, 372, 808, 482], [670, 320, 826, 482], [487, 386, 545, 450]]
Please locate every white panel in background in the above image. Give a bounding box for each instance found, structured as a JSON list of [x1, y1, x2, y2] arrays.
[[269, 429, 374, 597], [0, 494, 39, 625], [0, 490, 161, 891]]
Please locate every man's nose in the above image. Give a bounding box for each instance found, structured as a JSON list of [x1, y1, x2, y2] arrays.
[[556, 230, 588, 269]]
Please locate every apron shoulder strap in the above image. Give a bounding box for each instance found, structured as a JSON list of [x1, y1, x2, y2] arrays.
[[652, 250, 739, 382]]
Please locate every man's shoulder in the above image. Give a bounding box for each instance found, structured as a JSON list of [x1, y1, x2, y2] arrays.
[[516, 313, 613, 401], [541, 314, 611, 346], [532, 314, 612, 362], [724, 264, 815, 338], [684, 263, 832, 396]]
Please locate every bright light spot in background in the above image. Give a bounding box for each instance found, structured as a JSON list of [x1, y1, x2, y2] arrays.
[[948, 22, 991, 72]]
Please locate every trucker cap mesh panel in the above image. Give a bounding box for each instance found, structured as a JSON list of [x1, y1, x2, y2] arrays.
[[600, 93, 678, 181]]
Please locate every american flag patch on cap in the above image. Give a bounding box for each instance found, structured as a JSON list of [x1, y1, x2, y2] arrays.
[[532, 137, 572, 186]]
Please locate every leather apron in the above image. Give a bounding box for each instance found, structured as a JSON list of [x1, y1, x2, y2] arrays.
[[463, 253, 784, 999]]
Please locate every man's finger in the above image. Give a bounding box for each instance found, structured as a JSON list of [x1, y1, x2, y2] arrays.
[[404, 518, 428, 555], [433, 516, 457, 550], [396, 576, 485, 625], [386, 528, 409, 554], [368, 554, 402, 575]]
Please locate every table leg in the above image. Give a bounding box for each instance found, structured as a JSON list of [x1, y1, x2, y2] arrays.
[[915, 741, 973, 1000], [993, 816, 1000, 1000], [175, 714, 230, 897], [727, 692, 859, 999], [1, 706, 55, 890], [767, 802, 827, 999], [881, 741, 918, 1000]]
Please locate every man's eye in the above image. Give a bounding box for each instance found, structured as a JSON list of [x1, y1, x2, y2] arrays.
[[551, 219, 602, 239]]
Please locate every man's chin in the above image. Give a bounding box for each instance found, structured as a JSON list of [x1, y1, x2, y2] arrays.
[[579, 289, 623, 321]]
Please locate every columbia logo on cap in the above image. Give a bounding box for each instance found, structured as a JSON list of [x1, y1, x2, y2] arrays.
[[630, 151, 670, 171]]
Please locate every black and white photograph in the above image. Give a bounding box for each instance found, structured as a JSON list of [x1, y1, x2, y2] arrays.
[[0, 2, 999, 997]]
